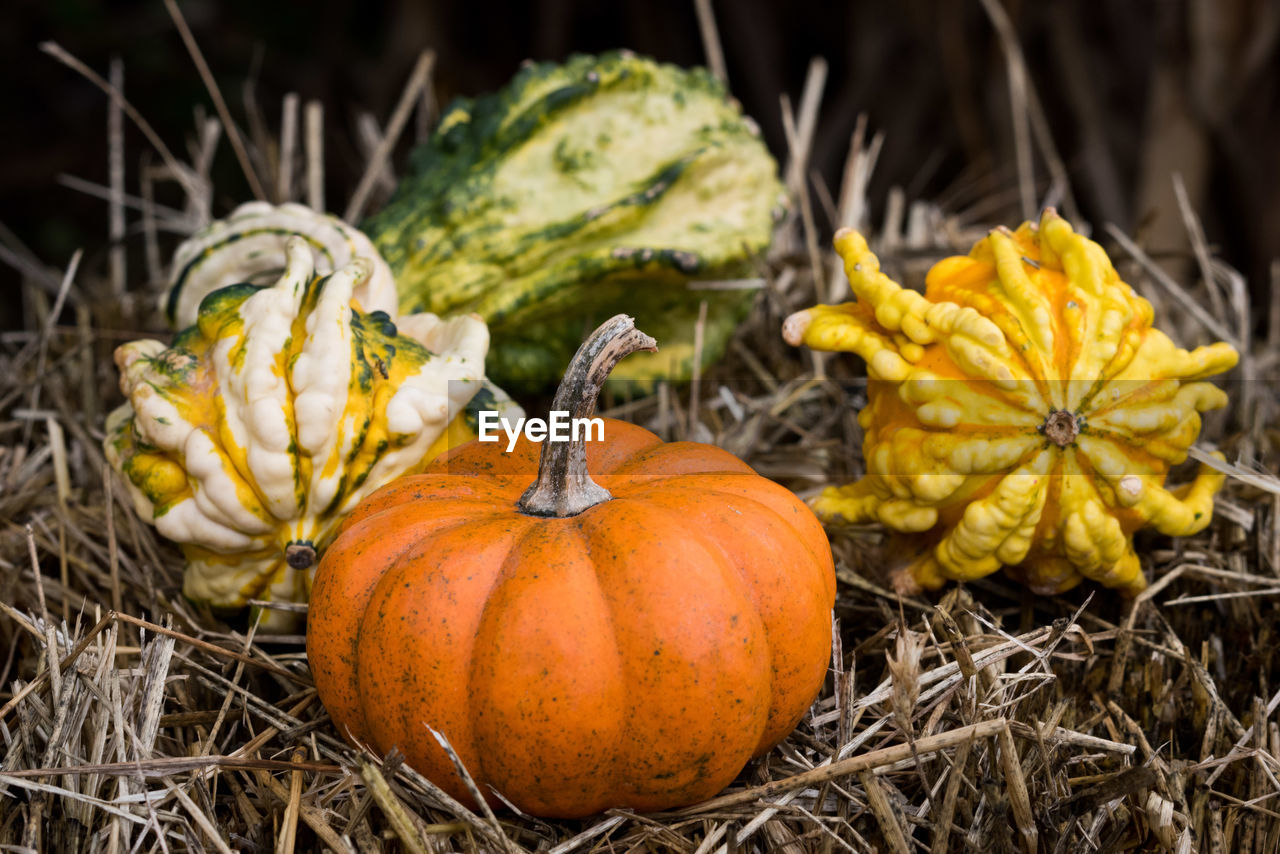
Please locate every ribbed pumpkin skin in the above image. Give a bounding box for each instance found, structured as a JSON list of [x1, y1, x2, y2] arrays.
[[307, 422, 835, 817]]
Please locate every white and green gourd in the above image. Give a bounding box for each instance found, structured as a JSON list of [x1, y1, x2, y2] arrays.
[[108, 232, 515, 629], [164, 200, 400, 328]]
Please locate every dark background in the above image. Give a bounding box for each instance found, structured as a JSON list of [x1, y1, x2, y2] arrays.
[[3, 0, 1278, 330]]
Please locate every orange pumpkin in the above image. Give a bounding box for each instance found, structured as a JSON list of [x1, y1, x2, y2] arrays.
[[307, 315, 836, 818]]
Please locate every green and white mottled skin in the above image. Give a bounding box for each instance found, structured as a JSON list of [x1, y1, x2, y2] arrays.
[[363, 50, 785, 389], [108, 237, 491, 628], [164, 201, 399, 329]]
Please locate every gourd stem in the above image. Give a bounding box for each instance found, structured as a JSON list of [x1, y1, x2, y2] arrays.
[[518, 315, 657, 517], [285, 542, 317, 570], [1043, 409, 1080, 447]]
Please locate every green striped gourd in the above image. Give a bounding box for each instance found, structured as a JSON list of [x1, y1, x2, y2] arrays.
[[363, 51, 785, 388]]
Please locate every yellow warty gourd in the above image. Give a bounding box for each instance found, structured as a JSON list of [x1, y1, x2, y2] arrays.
[[783, 210, 1238, 595], [106, 237, 495, 626]]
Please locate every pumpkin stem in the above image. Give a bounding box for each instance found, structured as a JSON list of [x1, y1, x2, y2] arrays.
[[518, 315, 657, 518]]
